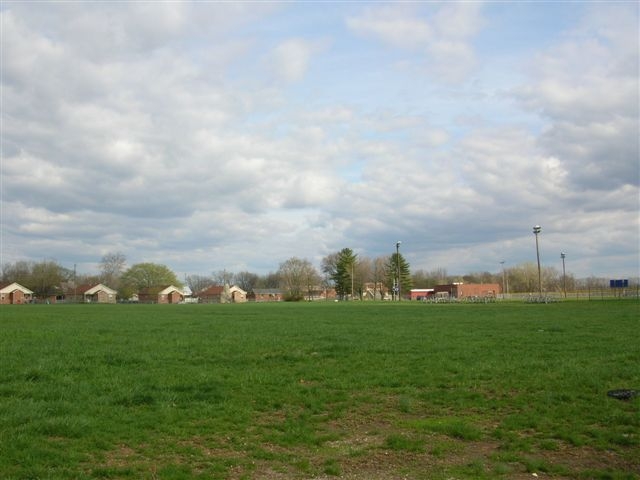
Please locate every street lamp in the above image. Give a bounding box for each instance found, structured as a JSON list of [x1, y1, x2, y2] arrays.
[[533, 225, 542, 297], [561, 253, 566, 298], [396, 241, 401, 302]]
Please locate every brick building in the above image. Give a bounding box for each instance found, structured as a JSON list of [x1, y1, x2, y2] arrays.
[[0, 282, 34, 304], [434, 283, 501, 299], [138, 285, 184, 304]]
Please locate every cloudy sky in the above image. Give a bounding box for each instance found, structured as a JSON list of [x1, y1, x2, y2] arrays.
[[1, 1, 638, 279]]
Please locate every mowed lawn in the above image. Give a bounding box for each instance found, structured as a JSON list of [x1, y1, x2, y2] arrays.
[[0, 301, 638, 479]]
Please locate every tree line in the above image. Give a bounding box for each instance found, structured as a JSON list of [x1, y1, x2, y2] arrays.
[[1, 250, 620, 301]]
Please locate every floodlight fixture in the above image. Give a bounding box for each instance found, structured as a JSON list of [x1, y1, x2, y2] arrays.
[[533, 226, 542, 296]]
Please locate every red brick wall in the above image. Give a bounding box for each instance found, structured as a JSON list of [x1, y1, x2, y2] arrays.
[[2, 289, 33, 304], [254, 293, 283, 302], [1, 290, 27, 304], [167, 291, 182, 304], [457, 283, 501, 298], [434, 283, 501, 298]]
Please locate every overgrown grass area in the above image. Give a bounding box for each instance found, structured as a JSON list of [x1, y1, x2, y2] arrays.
[[1, 300, 638, 479]]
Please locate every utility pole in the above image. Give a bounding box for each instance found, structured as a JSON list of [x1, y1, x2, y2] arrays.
[[561, 253, 566, 298], [396, 241, 402, 302], [533, 225, 542, 297]]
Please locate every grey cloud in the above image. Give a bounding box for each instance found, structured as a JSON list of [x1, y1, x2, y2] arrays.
[[2, 2, 637, 279], [514, 4, 639, 191]]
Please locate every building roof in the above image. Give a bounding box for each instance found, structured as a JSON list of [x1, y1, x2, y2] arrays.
[[199, 285, 225, 296], [158, 285, 183, 295], [83, 284, 117, 295], [139, 285, 184, 295], [0, 282, 34, 294]]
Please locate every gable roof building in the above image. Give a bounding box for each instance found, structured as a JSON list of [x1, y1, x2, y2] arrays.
[[82, 284, 117, 303], [0, 282, 34, 304], [198, 285, 247, 303], [229, 285, 247, 303], [138, 285, 184, 304], [60, 283, 117, 303], [198, 285, 224, 303]]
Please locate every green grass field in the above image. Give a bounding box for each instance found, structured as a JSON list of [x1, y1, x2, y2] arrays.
[[1, 301, 638, 479]]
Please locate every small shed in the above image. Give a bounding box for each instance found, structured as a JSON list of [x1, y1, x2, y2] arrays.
[[0, 282, 34, 304]]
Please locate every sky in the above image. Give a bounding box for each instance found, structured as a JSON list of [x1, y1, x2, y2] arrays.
[[1, 1, 639, 280]]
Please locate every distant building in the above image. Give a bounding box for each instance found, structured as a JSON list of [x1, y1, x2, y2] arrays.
[[62, 283, 117, 303], [410, 289, 435, 301], [229, 285, 247, 303], [138, 285, 184, 304], [434, 283, 501, 299], [250, 289, 284, 302], [0, 282, 34, 304], [198, 285, 224, 303], [198, 285, 247, 303], [362, 282, 389, 300]]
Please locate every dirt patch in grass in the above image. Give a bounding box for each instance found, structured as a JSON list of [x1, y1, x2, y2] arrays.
[[86, 425, 638, 480], [85, 396, 639, 480], [529, 442, 640, 477], [100, 443, 140, 468]]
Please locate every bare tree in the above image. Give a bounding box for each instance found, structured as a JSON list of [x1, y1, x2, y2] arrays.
[[277, 257, 319, 301], [354, 256, 373, 300], [100, 252, 126, 289], [321, 252, 340, 284], [256, 271, 280, 289], [372, 256, 387, 299], [185, 274, 213, 293], [234, 271, 259, 293], [1, 260, 31, 285], [212, 270, 234, 286]]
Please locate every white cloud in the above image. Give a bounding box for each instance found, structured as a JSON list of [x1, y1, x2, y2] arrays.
[[346, 5, 432, 49], [264, 38, 329, 83], [1, 2, 637, 279], [514, 3, 639, 190], [432, 2, 484, 39], [267, 39, 313, 83], [346, 2, 485, 82]]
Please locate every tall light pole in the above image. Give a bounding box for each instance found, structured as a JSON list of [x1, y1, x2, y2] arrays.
[[533, 225, 542, 296], [561, 252, 566, 298], [351, 261, 354, 301], [396, 241, 401, 302], [500, 261, 506, 300]]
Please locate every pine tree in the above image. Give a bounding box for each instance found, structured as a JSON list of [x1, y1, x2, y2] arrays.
[[333, 248, 357, 300], [385, 253, 412, 300]]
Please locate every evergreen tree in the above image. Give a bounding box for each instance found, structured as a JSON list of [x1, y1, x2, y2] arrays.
[[385, 253, 412, 300], [333, 248, 357, 300]]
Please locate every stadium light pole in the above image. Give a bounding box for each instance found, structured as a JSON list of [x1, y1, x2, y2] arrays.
[[533, 225, 542, 296], [561, 252, 566, 298], [396, 241, 401, 302], [500, 261, 506, 300]]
